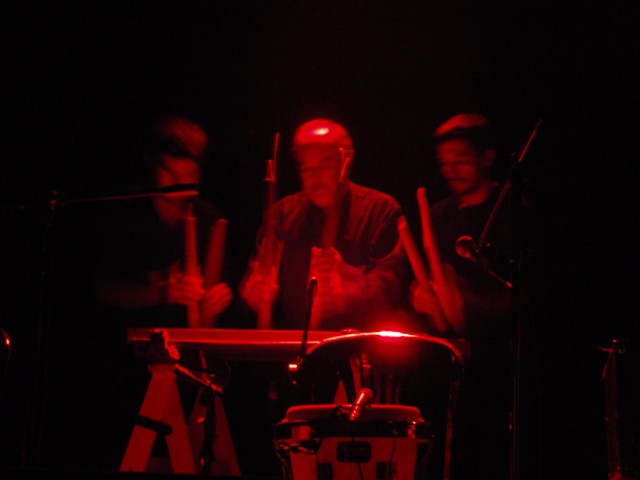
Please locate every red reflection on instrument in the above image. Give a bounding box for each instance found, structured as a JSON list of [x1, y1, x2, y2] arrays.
[[311, 126, 330, 136], [377, 330, 406, 338]]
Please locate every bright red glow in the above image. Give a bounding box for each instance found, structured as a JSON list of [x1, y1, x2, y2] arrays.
[[377, 330, 407, 337], [311, 126, 330, 136], [293, 118, 353, 150]]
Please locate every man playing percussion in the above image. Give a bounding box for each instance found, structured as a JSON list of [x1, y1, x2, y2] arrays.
[[410, 113, 514, 337], [91, 114, 233, 328], [231, 117, 414, 477], [239, 117, 411, 332], [410, 113, 536, 480], [43, 115, 235, 472]]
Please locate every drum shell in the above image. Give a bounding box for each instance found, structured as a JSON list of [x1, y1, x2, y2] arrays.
[[275, 404, 432, 480]]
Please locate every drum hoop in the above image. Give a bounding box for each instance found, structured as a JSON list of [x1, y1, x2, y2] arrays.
[[275, 421, 432, 440], [305, 331, 469, 367], [275, 404, 432, 440], [284, 404, 424, 423]]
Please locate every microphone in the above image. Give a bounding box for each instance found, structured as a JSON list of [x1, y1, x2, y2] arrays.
[[455, 235, 480, 262], [307, 276, 318, 305], [349, 387, 375, 422], [455, 235, 513, 288]]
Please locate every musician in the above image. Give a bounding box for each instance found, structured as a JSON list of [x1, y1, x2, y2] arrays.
[[56, 114, 236, 472], [239, 117, 411, 332], [409, 113, 534, 480], [33, 115, 235, 471], [226, 117, 412, 476], [410, 113, 514, 337], [91, 114, 233, 328]]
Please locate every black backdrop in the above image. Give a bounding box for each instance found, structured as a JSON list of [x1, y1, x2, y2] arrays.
[[1, 2, 638, 479]]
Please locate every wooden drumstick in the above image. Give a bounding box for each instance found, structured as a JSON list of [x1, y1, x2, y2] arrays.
[[197, 218, 229, 328], [417, 187, 465, 332], [184, 203, 201, 328], [397, 215, 430, 287], [257, 133, 281, 329], [203, 218, 228, 290]]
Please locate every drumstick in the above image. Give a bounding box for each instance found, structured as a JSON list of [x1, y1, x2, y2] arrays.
[[417, 187, 446, 289], [417, 187, 465, 331], [203, 218, 228, 290], [397, 216, 430, 287], [184, 203, 201, 328], [197, 218, 229, 328], [398, 215, 450, 333], [257, 133, 281, 329]]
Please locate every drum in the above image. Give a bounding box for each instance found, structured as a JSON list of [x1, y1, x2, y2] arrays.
[[274, 404, 432, 480]]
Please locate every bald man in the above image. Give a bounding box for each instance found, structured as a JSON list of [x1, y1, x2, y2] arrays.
[[239, 118, 411, 331]]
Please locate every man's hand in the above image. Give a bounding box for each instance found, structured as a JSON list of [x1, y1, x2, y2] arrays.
[[239, 261, 280, 313], [410, 280, 441, 318], [167, 262, 205, 305], [309, 247, 349, 325], [165, 262, 234, 327], [201, 282, 233, 327]]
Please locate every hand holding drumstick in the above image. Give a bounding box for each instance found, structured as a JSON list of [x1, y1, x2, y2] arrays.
[[398, 188, 465, 335]]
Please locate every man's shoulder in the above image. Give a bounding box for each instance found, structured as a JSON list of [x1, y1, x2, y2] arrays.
[[276, 190, 307, 209], [431, 195, 457, 213], [273, 191, 312, 222], [350, 182, 401, 207]]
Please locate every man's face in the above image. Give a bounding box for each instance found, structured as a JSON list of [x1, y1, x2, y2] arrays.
[[436, 138, 492, 196], [155, 155, 201, 187], [154, 155, 201, 206], [296, 144, 345, 208]]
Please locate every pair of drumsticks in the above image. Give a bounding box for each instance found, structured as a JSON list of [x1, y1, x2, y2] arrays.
[[397, 188, 465, 333]]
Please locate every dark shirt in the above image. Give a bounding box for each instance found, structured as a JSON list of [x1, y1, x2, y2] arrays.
[[91, 196, 226, 328], [431, 185, 514, 338], [430, 185, 524, 480], [269, 182, 411, 331]]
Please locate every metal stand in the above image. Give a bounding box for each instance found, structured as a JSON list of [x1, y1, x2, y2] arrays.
[[22, 192, 58, 468], [507, 119, 542, 480], [120, 361, 240, 476], [455, 119, 543, 480], [601, 339, 640, 480]]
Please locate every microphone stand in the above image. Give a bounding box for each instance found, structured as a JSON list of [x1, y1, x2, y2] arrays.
[[507, 119, 542, 480], [53, 183, 200, 206], [475, 119, 542, 480], [298, 277, 318, 365], [454, 120, 542, 480], [22, 184, 200, 469], [173, 362, 224, 476], [477, 120, 541, 250], [291, 277, 318, 406], [22, 191, 57, 468]]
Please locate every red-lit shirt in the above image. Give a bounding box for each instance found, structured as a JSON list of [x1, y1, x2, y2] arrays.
[[265, 182, 410, 330]]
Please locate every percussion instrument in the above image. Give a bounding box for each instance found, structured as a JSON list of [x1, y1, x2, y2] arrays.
[[123, 328, 469, 478], [275, 404, 432, 480]]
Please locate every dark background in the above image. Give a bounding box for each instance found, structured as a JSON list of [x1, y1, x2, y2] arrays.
[[0, 1, 638, 479]]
